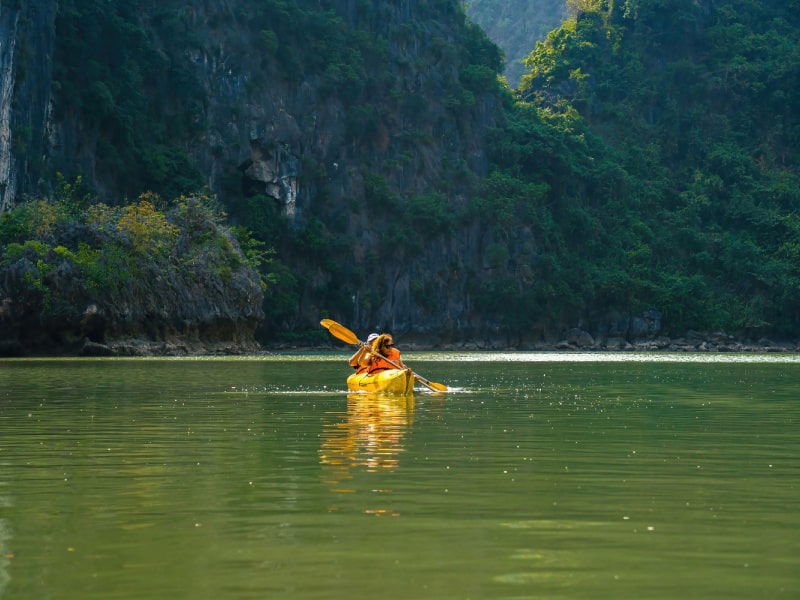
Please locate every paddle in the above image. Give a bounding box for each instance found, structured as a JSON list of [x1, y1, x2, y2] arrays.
[[320, 319, 448, 392]]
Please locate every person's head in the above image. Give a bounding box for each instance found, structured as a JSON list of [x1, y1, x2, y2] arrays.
[[370, 333, 394, 356], [366, 333, 379, 344]]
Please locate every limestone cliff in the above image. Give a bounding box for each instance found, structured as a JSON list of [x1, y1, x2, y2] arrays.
[[0, 0, 58, 212], [2, 0, 509, 344], [8, 0, 790, 348]]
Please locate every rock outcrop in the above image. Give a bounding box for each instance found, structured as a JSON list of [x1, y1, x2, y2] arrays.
[[0, 198, 264, 356]]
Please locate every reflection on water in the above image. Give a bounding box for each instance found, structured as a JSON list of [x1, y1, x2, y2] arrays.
[[0, 466, 11, 599], [0, 517, 10, 598], [320, 394, 415, 484]]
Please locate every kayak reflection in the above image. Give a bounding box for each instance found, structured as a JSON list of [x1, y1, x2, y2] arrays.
[[319, 393, 415, 482]]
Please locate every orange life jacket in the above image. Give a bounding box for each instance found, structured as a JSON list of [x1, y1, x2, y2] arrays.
[[367, 347, 401, 373]]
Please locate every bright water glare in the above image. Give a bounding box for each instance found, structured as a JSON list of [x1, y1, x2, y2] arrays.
[[0, 355, 798, 599]]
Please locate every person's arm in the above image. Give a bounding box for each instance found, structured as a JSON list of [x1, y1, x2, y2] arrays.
[[348, 345, 368, 367]]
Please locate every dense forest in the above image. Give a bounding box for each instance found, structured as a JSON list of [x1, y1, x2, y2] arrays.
[[1, 0, 799, 353], [508, 0, 800, 336]]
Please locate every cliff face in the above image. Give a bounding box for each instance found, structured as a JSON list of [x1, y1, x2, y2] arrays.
[[0, 0, 58, 212], [0, 7, 14, 213], [31, 0, 498, 212], [0, 249, 264, 356], [3, 0, 514, 343], [8, 0, 796, 349]]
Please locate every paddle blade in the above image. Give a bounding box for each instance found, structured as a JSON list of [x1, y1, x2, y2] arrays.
[[326, 321, 360, 345], [414, 374, 448, 392], [319, 319, 336, 330]]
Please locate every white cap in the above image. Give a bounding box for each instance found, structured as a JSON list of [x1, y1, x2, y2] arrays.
[[366, 333, 379, 342]]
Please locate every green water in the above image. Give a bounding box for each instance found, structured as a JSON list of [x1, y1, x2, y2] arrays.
[[1, 355, 798, 599]]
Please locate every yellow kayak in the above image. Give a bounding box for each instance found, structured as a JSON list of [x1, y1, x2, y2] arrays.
[[347, 369, 414, 395]]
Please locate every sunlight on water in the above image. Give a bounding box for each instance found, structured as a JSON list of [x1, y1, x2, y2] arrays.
[[426, 351, 800, 362], [5, 350, 800, 364]]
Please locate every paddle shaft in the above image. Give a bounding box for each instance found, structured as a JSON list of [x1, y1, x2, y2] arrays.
[[359, 342, 404, 371], [363, 344, 438, 392]]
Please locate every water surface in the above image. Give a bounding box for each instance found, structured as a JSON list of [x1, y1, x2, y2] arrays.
[[1, 355, 798, 598]]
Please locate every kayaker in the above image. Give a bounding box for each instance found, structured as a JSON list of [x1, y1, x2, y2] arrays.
[[349, 332, 378, 374], [366, 333, 408, 374]]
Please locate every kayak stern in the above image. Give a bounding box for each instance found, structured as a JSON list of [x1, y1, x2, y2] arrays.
[[346, 369, 414, 395]]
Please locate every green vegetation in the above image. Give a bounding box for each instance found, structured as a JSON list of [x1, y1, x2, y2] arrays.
[[229, 0, 800, 340], [477, 0, 800, 336], [18, 0, 799, 343], [0, 180, 265, 314], [50, 0, 396, 201], [53, 0, 205, 199], [45, 0, 505, 342]]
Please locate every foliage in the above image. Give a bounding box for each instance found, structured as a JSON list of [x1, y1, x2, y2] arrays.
[[0, 187, 265, 310], [36, 0, 800, 341], [407, 193, 454, 236], [116, 200, 179, 254], [485, 0, 800, 336], [53, 0, 205, 199]]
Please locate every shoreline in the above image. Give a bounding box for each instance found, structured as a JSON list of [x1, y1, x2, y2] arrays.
[[268, 334, 800, 354], [4, 347, 800, 359], [3, 334, 800, 358]]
